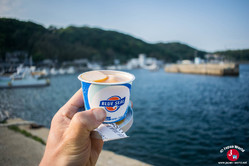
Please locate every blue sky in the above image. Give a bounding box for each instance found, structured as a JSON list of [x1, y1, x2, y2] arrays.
[[0, 0, 248, 52]]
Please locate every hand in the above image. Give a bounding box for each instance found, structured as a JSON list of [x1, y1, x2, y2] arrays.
[[40, 89, 106, 166]]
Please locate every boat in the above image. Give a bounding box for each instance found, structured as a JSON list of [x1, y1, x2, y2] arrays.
[[31, 67, 49, 78], [0, 65, 50, 88], [0, 76, 11, 81], [50, 68, 58, 75], [66, 66, 75, 74], [58, 68, 66, 75], [143, 63, 159, 71], [0, 77, 50, 88]]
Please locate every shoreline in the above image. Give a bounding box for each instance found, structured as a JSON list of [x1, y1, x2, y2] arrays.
[[0, 118, 151, 166]]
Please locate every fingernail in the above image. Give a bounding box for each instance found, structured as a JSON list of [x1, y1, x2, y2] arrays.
[[92, 108, 106, 122]]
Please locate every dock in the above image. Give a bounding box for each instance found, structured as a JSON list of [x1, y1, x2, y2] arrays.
[[165, 63, 239, 76]]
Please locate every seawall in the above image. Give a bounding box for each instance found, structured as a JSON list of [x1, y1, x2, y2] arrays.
[[165, 63, 239, 76]]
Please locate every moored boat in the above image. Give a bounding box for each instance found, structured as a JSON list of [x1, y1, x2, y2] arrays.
[[0, 65, 50, 88], [0, 77, 50, 88]]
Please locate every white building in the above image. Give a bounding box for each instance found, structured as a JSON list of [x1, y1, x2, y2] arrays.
[[194, 57, 206, 64], [126, 58, 140, 69], [126, 54, 162, 70], [138, 54, 146, 67]]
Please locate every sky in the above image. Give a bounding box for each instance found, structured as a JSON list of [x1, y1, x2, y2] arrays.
[[0, 0, 249, 52]]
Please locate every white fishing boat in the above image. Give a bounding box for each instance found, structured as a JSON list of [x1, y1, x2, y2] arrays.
[[58, 68, 66, 75], [0, 76, 11, 81], [31, 67, 49, 78], [50, 68, 58, 75], [143, 63, 159, 71], [0, 77, 50, 88], [0, 65, 50, 88], [66, 66, 75, 74]]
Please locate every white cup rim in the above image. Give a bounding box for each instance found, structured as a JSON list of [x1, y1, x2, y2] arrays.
[[78, 70, 135, 85]]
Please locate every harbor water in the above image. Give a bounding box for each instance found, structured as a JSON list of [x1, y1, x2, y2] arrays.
[[1, 65, 249, 166]]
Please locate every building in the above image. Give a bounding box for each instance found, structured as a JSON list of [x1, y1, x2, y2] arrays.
[[1, 51, 29, 73], [126, 54, 163, 70]]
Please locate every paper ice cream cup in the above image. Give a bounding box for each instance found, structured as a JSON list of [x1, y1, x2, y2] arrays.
[[78, 70, 135, 123], [116, 104, 133, 132]]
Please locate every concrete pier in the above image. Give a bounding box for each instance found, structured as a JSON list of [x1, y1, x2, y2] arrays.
[[165, 63, 239, 76], [0, 118, 151, 166]]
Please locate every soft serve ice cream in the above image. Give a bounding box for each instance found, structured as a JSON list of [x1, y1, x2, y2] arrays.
[[80, 70, 130, 83]]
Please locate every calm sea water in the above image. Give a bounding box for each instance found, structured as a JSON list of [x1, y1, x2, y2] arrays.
[[1, 65, 249, 166]]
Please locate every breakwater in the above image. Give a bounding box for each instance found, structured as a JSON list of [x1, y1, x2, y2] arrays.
[[165, 63, 239, 76]]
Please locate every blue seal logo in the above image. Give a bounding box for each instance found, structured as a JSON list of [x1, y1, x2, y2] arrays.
[[99, 96, 126, 112]]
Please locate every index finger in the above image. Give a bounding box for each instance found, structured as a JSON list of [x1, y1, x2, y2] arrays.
[[61, 88, 84, 119]]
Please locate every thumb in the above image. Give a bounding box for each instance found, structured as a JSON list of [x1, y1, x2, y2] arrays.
[[56, 108, 106, 165], [67, 108, 106, 142]]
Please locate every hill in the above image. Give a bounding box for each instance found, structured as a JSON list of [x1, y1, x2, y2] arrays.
[[0, 18, 248, 64], [215, 49, 249, 62]]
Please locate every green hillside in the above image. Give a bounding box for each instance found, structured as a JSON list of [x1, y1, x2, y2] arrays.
[[215, 49, 249, 62], [0, 18, 248, 64]]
